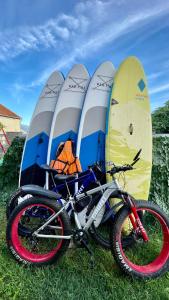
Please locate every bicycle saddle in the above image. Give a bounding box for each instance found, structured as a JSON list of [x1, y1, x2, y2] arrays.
[[40, 164, 58, 174], [54, 174, 76, 181]]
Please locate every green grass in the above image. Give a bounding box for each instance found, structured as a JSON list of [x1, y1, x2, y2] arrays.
[[0, 187, 169, 300]]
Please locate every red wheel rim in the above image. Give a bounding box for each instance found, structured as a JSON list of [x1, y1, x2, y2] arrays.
[[11, 204, 63, 263], [117, 208, 169, 274]]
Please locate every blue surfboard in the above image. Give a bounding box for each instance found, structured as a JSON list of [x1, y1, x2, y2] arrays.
[[19, 71, 64, 186], [76, 62, 115, 171], [46, 64, 90, 187]]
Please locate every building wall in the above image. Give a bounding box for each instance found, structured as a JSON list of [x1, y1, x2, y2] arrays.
[[0, 115, 21, 132]]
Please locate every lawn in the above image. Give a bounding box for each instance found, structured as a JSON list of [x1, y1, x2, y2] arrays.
[[0, 186, 169, 300]]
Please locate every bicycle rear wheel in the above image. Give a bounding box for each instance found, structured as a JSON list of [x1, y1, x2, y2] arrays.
[[110, 200, 169, 279], [6, 197, 71, 266]]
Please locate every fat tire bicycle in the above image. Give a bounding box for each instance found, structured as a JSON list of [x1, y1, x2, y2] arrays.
[[6, 164, 133, 249], [6, 151, 169, 279]]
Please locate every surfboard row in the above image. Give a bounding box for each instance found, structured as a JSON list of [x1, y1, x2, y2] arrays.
[[19, 56, 152, 201]]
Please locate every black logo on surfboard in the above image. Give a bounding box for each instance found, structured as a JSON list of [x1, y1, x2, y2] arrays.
[[111, 98, 119, 105], [93, 75, 114, 92], [64, 76, 88, 93], [41, 83, 62, 99]]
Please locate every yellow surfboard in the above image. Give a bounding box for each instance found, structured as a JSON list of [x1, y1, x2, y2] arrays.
[[106, 56, 152, 201]]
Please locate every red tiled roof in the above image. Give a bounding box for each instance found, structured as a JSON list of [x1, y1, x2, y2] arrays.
[[0, 104, 21, 119]]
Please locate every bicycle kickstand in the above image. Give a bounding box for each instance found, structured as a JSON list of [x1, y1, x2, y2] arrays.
[[80, 239, 95, 269]]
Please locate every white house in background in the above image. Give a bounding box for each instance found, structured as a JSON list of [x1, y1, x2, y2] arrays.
[[0, 104, 23, 155], [0, 103, 21, 132]]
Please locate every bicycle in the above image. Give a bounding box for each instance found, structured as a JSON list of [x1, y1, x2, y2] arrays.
[[6, 151, 169, 279], [6, 163, 130, 249]]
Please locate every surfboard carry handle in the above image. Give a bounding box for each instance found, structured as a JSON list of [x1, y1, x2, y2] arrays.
[[38, 136, 44, 144], [129, 123, 133, 135]]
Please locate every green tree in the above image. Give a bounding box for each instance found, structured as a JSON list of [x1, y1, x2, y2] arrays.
[[152, 100, 169, 133]]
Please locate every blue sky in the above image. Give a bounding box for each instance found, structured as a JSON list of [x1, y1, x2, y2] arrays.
[[1, 0, 169, 125]]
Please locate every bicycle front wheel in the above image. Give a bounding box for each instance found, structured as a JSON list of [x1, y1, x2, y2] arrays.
[[6, 197, 71, 267], [110, 200, 169, 279]]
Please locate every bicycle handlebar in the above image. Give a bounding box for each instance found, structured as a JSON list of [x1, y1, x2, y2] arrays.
[[107, 164, 133, 176], [107, 149, 141, 176]]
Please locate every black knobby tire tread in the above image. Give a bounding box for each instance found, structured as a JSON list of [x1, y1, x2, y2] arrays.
[[6, 188, 24, 220], [110, 200, 169, 279], [6, 197, 71, 267]]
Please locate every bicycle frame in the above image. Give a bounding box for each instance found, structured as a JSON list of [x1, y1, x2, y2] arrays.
[[33, 178, 121, 240], [22, 168, 99, 217]]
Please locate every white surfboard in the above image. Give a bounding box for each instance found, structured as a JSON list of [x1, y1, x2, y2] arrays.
[[75, 62, 115, 222], [76, 61, 115, 171], [46, 64, 90, 187], [19, 71, 64, 187]]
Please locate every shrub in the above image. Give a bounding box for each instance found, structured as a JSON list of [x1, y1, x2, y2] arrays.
[[0, 136, 25, 188], [149, 137, 169, 213], [152, 100, 169, 133]]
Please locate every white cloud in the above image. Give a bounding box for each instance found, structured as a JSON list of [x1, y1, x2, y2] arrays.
[[1, 0, 168, 63], [0, 12, 86, 61], [148, 71, 164, 80], [30, 1, 169, 87], [4, 0, 169, 91], [149, 82, 169, 95]]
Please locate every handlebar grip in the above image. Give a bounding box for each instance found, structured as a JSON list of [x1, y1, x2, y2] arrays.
[[107, 164, 134, 176], [123, 165, 133, 171], [131, 157, 140, 166]]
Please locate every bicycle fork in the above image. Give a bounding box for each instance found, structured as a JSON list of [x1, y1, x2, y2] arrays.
[[126, 195, 149, 242]]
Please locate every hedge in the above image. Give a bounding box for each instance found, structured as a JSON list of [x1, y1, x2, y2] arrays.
[[0, 137, 25, 188], [150, 137, 169, 213]]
